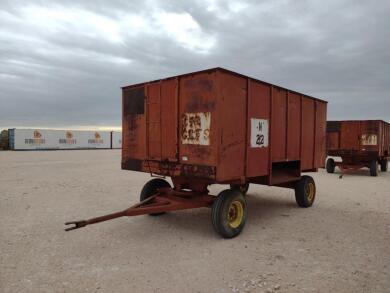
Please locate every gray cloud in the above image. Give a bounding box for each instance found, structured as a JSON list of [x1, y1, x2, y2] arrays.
[[0, 0, 389, 129]]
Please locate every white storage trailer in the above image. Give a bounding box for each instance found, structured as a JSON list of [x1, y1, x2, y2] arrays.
[[111, 131, 122, 149], [8, 129, 115, 150]]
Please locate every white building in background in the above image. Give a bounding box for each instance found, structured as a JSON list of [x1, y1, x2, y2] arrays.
[[8, 129, 122, 150], [111, 131, 122, 149]]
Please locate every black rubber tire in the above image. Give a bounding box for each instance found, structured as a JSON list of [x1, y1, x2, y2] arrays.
[[211, 189, 247, 238], [380, 159, 388, 172], [295, 176, 316, 208], [140, 178, 171, 216], [370, 160, 378, 177], [326, 158, 336, 173], [229, 183, 249, 195]]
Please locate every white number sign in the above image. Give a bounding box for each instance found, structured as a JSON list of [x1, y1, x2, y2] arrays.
[[250, 118, 269, 148]]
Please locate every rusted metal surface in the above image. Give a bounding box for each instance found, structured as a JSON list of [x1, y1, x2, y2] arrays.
[[122, 67, 327, 186], [315, 102, 327, 166], [122, 86, 147, 162], [216, 72, 247, 181], [286, 92, 301, 160], [160, 79, 178, 161], [246, 81, 270, 177], [179, 72, 218, 168], [327, 120, 390, 160], [65, 187, 214, 231], [301, 98, 315, 169], [271, 87, 288, 161], [361, 134, 377, 146], [121, 158, 216, 180], [181, 112, 211, 145]]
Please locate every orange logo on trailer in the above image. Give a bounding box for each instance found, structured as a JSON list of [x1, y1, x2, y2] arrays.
[[59, 131, 77, 144], [25, 130, 45, 145], [34, 130, 42, 138], [88, 132, 104, 144]]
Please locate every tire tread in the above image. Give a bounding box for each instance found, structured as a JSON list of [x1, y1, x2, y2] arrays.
[[211, 189, 246, 238]]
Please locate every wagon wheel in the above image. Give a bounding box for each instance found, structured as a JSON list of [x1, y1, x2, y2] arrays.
[[326, 158, 335, 173], [370, 160, 378, 177], [229, 183, 249, 195], [211, 189, 247, 238], [380, 159, 388, 172], [140, 178, 171, 216], [295, 175, 316, 208]]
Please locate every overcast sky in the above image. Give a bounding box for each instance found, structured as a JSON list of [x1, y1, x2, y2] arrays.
[[0, 0, 389, 130]]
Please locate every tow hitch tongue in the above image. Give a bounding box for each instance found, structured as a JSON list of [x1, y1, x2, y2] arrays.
[[65, 220, 87, 231], [64, 209, 128, 231], [64, 188, 214, 232], [64, 194, 158, 232]]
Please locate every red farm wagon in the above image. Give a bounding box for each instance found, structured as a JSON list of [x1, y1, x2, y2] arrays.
[[326, 120, 390, 176], [66, 68, 327, 238]]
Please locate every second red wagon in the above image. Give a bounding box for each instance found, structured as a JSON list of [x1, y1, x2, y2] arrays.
[[326, 120, 389, 176]]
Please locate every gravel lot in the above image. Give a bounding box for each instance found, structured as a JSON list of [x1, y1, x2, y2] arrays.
[[1, 150, 389, 293]]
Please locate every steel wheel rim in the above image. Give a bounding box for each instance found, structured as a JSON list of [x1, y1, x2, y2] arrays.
[[305, 182, 315, 202], [228, 200, 244, 228]]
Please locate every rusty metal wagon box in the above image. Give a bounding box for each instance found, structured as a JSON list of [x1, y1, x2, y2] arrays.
[[121, 67, 327, 186]]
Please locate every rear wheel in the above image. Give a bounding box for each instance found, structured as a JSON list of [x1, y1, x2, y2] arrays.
[[211, 189, 247, 238], [380, 159, 388, 172], [229, 183, 249, 195], [140, 178, 171, 216], [370, 160, 378, 177], [326, 158, 335, 173], [295, 176, 316, 208]]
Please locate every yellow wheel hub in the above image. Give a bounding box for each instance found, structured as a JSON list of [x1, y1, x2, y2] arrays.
[[305, 182, 315, 202], [227, 200, 244, 228]]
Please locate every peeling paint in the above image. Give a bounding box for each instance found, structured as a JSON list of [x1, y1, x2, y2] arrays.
[[361, 134, 377, 146], [181, 112, 211, 145]]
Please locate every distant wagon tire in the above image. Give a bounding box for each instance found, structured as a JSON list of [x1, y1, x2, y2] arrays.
[[326, 158, 336, 173], [370, 160, 378, 177], [229, 183, 250, 195], [380, 159, 388, 172], [212, 189, 247, 238], [140, 178, 171, 216], [295, 175, 316, 208]]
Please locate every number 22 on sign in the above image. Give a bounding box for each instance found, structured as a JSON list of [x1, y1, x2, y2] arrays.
[[250, 118, 269, 148]]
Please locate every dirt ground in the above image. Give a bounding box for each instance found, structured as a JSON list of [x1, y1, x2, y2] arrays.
[[0, 150, 389, 293]]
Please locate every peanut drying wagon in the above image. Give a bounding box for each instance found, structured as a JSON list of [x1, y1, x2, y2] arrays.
[[66, 68, 327, 238], [326, 120, 389, 176]]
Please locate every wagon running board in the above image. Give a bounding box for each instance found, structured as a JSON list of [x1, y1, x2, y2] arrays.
[[65, 188, 214, 231]]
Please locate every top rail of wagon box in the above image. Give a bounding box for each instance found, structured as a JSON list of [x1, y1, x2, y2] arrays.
[[121, 67, 327, 104], [328, 119, 389, 125]]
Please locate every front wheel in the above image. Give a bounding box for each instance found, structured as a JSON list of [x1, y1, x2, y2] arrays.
[[370, 160, 378, 177], [140, 178, 171, 216], [295, 176, 316, 208], [326, 158, 335, 173], [380, 159, 388, 172], [211, 189, 247, 238]]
